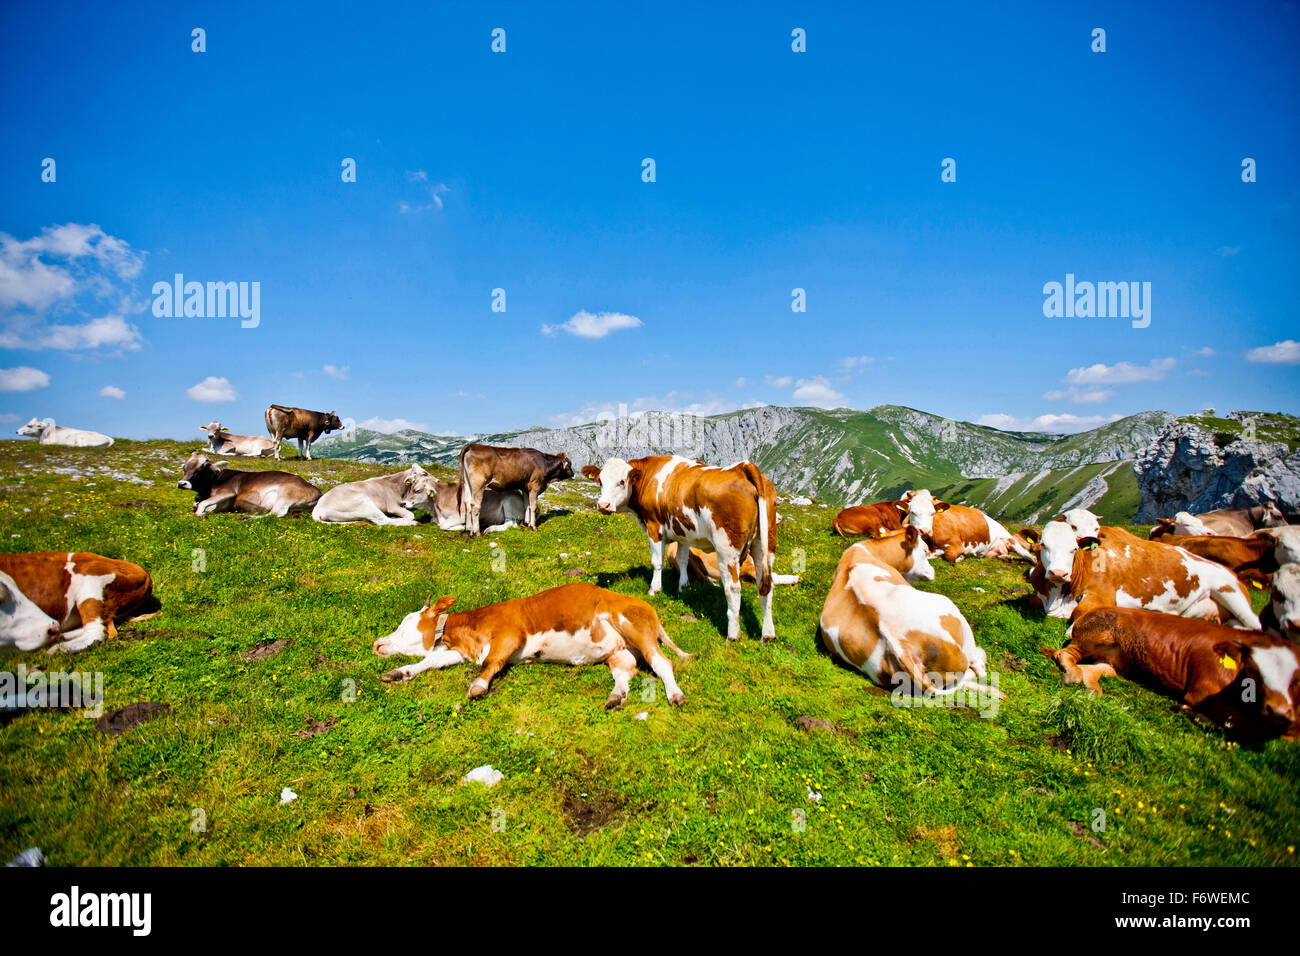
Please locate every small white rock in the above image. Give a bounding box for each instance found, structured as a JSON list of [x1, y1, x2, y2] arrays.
[[634, 711, 649, 721], [279, 787, 298, 805], [463, 765, 504, 787]]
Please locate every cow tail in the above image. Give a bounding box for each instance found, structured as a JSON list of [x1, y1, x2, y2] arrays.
[[831, 515, 847, 538], [738, 462, 775, 592], [657, 624, 697, 659], [458, 445, 471, 526]]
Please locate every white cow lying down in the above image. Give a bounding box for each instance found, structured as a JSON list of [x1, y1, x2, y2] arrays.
[[312, 465, 433, 526], [17, 417, 113, 447], [403, 473, 526, 532]]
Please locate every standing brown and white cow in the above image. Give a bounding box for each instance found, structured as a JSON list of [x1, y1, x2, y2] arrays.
[[263, 404, 343, 460], [0, 553, 154, 652], [1028, 521, 1260, 628], [592, 456, 777, 641], [458, 443, 574, 536], [372, 583, 693, 709]]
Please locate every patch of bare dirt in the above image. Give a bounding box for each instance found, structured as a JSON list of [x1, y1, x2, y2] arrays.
[[95, 702, 171, 735]]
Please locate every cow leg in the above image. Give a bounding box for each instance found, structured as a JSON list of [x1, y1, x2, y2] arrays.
[[303, 435, 313, 460], [604, 648, 637, 710], [527, 487, 539, 530], [749, 535, 775, 640], [721, 560, 742, 641], [272, 428, 283, 460], [674, 543, 691, 592], [649, 652, 686, 705], [647, 533, 665, 596], [195, 491, 237, 516], [381, 647, 464, 682], [1073, 662, 1117, 694], [468, 640, 517, 698], [48, 599, 110, 653], [1209, 586, 1262, 630]]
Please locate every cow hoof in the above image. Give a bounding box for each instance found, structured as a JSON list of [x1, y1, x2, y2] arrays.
[[669, 693, 685, 707], [380, 668, 407, 683], [467, 680, 489, 699], [605, 695, 626, 711]]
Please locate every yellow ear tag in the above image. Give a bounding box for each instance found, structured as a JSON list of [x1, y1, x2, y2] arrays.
[[1220, 654, 1238, 671], [1250, 580, 1263, 589]]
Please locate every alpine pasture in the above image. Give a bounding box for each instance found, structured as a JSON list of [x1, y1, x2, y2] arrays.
[[1, 439, 1296, 866]]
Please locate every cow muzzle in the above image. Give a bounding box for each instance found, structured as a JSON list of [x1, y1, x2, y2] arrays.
[[177, 480, 191, 489], [1048, 568, 1069, 582], [597, 502, 613, 514]]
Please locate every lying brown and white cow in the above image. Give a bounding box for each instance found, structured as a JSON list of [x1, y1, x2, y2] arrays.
[[831, 500, 907, 538], [592, 456, 778, 641], [1041, 607, 1299, 739], [1021, 510, 1103, 617], [200, 421, 277, 458], [372, 583, 693, 708], [311, 465, 432, 526], [662, 541, 800, 587], [17, 417, 113, 448], [459, 443, 573, 535], [1150, 502, 1287, 539], [398, 473, 525, 532], [1029, 521, 1260, 628], [264, 404, 343, 461], [1262, 564, 1300, 641], [902, 490, 1033, 561], [0, 552, 154, 653], [178, 452, 322, 516], [818, 527, 1003, 699], [1143, 532, 1277, 588]]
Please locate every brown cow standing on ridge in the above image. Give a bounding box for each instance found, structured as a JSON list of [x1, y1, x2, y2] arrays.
[[264, 404, 344, 461], [458, 443, 574, 536]]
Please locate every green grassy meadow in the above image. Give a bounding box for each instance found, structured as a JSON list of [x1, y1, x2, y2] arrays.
[[1, 439, 1297, 866]]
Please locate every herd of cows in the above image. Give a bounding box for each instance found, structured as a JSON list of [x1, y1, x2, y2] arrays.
[[4, 404, 1300, 739]]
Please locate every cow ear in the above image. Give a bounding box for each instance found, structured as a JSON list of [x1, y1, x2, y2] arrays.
[[1211, 641, 1245, 680], [905, 525, 919, 547], [628, 467, 641, 486], [1019, 528, 1040, 544], [581, 465, 601, 482], [430, 595, 457, 616], [1078, 535, 1100, 551]]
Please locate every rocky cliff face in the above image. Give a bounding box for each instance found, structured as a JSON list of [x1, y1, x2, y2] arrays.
[[1134, 420, 1300, 520]]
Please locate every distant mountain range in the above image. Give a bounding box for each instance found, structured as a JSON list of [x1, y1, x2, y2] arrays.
[[314, 405, 1300, 524]]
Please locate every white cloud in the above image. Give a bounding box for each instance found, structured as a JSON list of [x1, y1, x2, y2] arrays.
[[358, 416, 433, 434], [0, 223, 146, 352], [792, 376, 847, 409], [323, 364, 350, 380], [398, 174, 449, 213], [0, 366, 50, 392], [1245, 340, 1300, 365], [99, 385, 126, 400], [764, 375, 793, 387], [186, 376, 237, 403], [837, 355, 874, 370], [1191, 346, 1215, 357], [734, 377, 748, 387], [1042, 386, 1114, 404], [542, 310, 643, 339], [978, 412, 1123, 433], [1064, 357, 1175, 385]]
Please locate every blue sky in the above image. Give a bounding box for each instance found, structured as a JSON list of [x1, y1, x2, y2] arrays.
[[1, 0, 1298, 440]]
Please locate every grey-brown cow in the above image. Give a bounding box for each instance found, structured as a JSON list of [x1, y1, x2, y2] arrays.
[[458, 444, 574, 536], [178, 453, 322, 516], [263, 404, 344, 461]]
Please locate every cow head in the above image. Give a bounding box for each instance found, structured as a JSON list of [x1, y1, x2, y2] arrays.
[[0, 571, 63, 652], [1060, 508, 1101, 540], [1257, 501, 1288, 529], [902, 489, 937, 535], [16, 417, 49, 438], [397, 466, 436, 510], [596, 458, 639, 514], [178, 453, 221, 494], [200, 422, 229, 443], [373, 595, 457, 657], [1262, 526, 1300, 568], [323, 411, 343, 433], [899, 525, 935, 583], [550, 451, 575, 482], [1037, 519, 1093, 583], [1268, 565, 1300, 641], [1220, 638, 1300, 731]]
